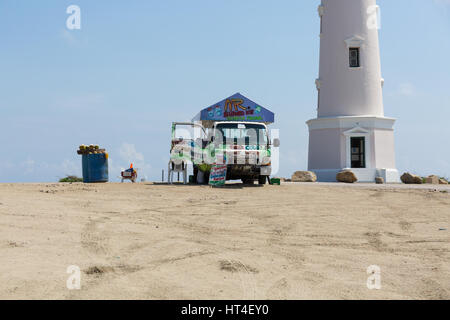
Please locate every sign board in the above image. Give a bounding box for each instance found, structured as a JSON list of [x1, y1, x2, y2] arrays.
[[209, 165, 227, 186], [192, 93, 275, 124]]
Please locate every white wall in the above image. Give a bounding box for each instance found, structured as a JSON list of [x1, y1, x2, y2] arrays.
[[308, 128, 342, 169], [373, 129, 396, 169]]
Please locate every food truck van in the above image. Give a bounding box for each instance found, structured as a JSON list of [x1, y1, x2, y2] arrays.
[[170, 93, 279, 185]]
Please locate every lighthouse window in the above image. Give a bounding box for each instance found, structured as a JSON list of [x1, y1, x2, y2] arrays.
[[349, 48, 360, 68]]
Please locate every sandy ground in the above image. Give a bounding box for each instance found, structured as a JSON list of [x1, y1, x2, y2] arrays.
[[0, 182, 449, 300]]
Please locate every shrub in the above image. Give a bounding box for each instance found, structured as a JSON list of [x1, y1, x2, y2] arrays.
[[59, 175, 83, 183]]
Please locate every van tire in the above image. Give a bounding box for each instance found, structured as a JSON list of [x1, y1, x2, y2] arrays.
[[258, 176, 267, 185], [193, 166, 199, 184]]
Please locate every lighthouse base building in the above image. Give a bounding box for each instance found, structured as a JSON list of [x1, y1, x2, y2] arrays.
[[307, 116, 399, 183], [307, 0, 400, 183]]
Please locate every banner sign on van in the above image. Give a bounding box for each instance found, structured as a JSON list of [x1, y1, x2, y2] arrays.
[[193, 93, 275, 124]]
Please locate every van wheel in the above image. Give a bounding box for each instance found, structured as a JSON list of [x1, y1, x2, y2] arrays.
[[204, 172, 210, 185], [258, 176, 267, 185], [193, 166, 199, 184]]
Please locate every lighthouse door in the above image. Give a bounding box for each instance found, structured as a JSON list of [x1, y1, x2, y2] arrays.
[[350, 137, 366, 168]]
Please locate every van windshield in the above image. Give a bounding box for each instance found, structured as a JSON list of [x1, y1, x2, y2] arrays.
[[216, 123, 268, 146]]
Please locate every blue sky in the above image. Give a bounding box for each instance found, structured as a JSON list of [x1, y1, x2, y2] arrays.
[[0, 0, 449, 182]]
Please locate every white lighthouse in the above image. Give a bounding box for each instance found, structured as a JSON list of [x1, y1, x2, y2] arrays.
[[307, 0, 399, 183]]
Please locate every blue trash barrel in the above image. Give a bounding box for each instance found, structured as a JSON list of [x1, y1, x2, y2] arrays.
[[81, 155, 89, 182], [81, 153, 109, 183]]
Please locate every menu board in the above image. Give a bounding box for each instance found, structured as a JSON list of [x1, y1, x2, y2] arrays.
[[209, 165, 227, 186]]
